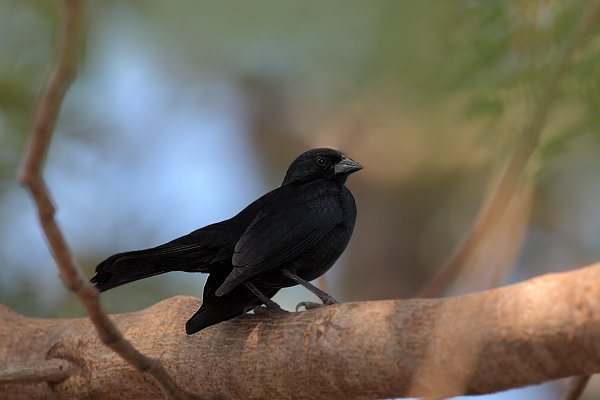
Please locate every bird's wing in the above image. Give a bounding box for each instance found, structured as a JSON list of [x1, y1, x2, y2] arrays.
[[215, 191, 343, 296]]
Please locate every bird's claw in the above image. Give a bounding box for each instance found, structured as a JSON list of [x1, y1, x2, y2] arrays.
[[296, 296, 339, 311], [251, 305, 288, 315], [295, 301, 325, 311], [296, 301, 320, 311]]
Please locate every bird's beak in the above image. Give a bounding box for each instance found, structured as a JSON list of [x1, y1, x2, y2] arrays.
[[334, 156, 363, 175]]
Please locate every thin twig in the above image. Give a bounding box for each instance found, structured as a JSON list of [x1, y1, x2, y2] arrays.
[[417, 0, 600, 299], [0, 359, 77, 385], [17, 1, 200, 399], [563, 375, 592, 400]]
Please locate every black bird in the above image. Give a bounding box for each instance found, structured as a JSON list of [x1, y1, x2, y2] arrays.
[[91, 148, 362, 334]]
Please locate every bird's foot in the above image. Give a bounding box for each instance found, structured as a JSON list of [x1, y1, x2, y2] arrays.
[[321, 295, 339, 305], [251, 305, 289, 315], [296, 295, 339, 311], [296, 299, 339, 311], [295, 301, 323, 311]]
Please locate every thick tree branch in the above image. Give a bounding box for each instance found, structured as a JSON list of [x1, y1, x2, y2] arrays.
[[2, 263, 600, 399], [16, 1, 200, 398]]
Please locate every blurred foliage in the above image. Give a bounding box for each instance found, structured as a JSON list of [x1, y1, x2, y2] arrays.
[[2, 1, 599, 168], [0, 1, 55, 192]]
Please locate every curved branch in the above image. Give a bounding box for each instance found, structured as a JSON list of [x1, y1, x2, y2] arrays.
[[16, 1, 200, 398], [2, 263, 600, 399]]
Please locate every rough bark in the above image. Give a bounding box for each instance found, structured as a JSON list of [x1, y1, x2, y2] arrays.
[[2, 262, 600, 400]]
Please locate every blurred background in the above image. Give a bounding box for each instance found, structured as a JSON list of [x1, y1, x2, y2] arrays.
[[1, 1, 600, 398]]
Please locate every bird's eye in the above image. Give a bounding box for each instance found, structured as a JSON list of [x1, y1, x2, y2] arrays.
[[315, 156, 329, 168]]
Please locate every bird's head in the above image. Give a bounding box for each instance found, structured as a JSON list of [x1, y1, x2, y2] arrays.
[[282, 148, 363, 185]]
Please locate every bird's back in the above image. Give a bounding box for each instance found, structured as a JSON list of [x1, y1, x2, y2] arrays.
[[219, 179, 357, 292]]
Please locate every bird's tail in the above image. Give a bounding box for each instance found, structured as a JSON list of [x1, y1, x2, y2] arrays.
[[91, 243, 217, 292]]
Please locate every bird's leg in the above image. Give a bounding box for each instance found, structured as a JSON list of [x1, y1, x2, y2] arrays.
[[244, 282, 287, 314], [281, 269, 338, 304], [281, 269, 339, 311]]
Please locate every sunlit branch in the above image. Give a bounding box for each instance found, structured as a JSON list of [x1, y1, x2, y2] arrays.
[[2, 263, 600, 399]]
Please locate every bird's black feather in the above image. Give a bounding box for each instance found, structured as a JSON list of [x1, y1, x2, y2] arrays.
[[216, 182, 346, 296], [91, 148, 361, 334]]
